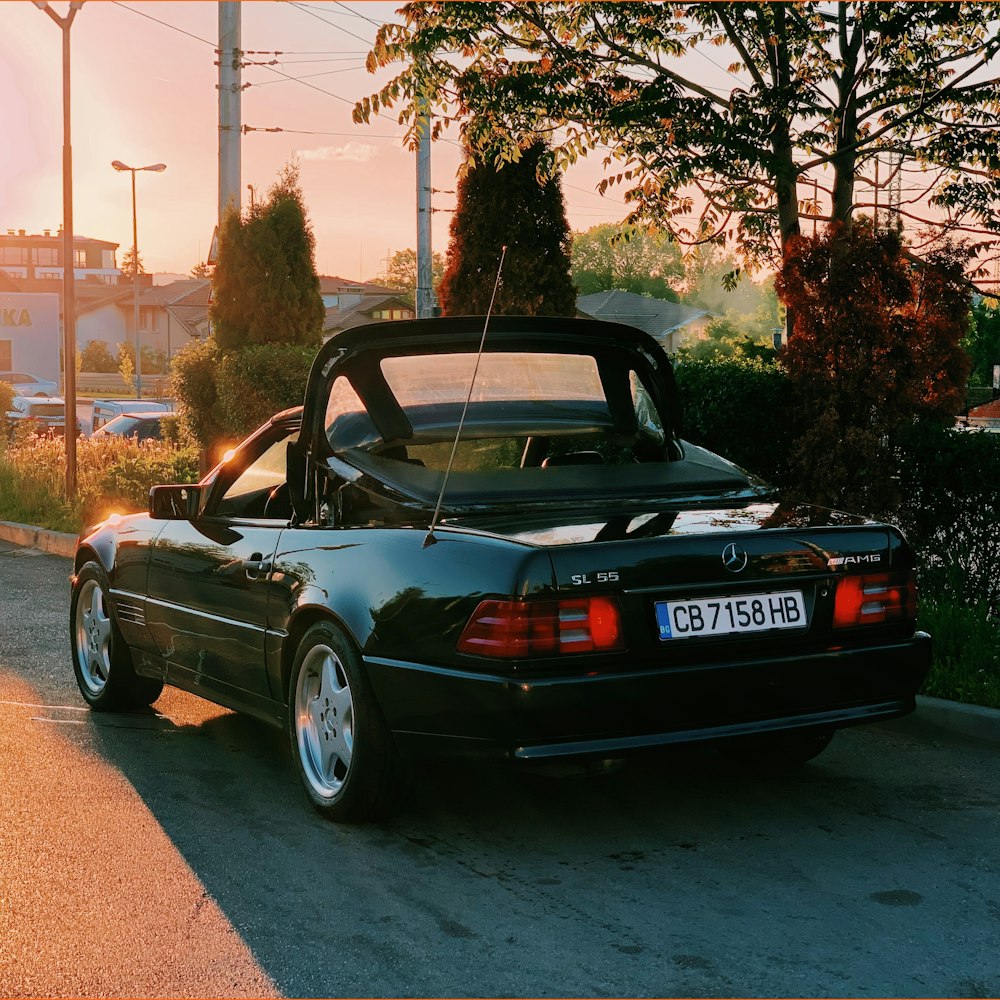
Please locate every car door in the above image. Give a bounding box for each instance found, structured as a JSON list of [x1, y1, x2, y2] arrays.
[[144, 422, 294, 711]]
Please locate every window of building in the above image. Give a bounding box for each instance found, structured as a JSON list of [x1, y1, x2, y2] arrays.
[[101, 250, 116, 269], [0, 248, 28, 265], [74, 249, 87, 268], [32, 248, 60, 266]]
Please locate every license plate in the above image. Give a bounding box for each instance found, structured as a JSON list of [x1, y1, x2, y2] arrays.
[[655, 590, 806, 640]]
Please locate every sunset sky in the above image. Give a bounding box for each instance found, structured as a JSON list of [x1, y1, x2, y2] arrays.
[[1, 0, 637, 281]]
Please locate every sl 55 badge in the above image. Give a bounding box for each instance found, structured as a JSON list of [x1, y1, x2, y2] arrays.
[[571, 570, 620, 585]]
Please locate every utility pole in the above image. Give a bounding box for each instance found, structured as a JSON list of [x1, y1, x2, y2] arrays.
[[415, 92, 433, 319], [218, 2, 241, 226], [34, 0, 83, 500]]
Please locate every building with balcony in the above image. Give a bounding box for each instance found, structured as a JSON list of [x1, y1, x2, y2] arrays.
[[0, 228, 121, 288]]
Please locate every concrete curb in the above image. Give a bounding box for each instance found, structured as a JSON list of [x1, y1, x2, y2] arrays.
[[913, 694, 1000, 747], [0, 520, 77, 559], [0, 519, 997, 746]]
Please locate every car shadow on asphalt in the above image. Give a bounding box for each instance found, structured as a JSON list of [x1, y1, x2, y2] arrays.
[[77, 692, 1000, 998]]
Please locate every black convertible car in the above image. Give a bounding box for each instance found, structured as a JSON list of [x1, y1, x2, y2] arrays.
[[71, 317, 931, 821]]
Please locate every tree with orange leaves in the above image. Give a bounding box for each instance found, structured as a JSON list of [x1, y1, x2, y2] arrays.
[[777, 221, 971, 513]]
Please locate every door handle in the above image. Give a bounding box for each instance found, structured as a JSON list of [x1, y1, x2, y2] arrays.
[[242, 553, 272, 580]]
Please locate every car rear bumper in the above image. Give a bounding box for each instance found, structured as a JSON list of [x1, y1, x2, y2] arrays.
[[365, 632, 932, 760]]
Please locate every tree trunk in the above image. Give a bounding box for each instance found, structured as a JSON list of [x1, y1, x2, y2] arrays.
[[830, 5, 862, 250]]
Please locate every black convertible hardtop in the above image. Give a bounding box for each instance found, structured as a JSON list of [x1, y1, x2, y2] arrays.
[[288, 315, 697, 520]]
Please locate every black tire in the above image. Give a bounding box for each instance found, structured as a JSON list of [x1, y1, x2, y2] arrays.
[[723, 727, 835, 771], [70, 561, 163, 711], [287, 621, 398, 823]]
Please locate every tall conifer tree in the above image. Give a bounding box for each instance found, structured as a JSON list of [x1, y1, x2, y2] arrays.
[[438, 140, 577, 317], [211, 164, 325, 350]]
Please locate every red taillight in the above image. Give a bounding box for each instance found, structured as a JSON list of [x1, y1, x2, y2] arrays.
[[457, 596, 625, 658], [832, 571, 917, 629]]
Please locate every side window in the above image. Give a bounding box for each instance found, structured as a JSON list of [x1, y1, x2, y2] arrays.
[[325, 375, 379, 450], [213, 433, 291, 518], [630, 370, 665, 443]]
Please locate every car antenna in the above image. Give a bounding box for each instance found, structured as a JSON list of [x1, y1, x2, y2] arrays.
[[423, 244, 508, 549]]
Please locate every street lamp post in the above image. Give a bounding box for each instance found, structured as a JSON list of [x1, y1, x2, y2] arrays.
[[34, 0, 84, 500], [111, 160, 166, 399]]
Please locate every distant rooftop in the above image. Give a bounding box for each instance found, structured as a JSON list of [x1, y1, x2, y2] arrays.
[[577, 289, 709, 337]]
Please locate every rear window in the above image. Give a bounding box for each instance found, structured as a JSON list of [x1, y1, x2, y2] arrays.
[[380, 352, 605, 406], [22, 403, 63, 417]]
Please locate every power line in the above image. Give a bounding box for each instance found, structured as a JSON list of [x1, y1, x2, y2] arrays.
[[110, 0, 629, 209], [110, 1, 214, 47], [250, 65, 366, 86], [243, 125, 403, 138], [287, 1, 375, 49], [331, 2, 387, 29]]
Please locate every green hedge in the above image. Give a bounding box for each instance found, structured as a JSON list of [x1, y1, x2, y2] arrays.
[[673, 355, 790, 483], [170, 339, 313, 449], [216, 343, 313, 438], [673, 355, 1000, 708]]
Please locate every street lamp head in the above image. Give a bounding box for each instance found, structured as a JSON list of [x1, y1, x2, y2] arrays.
[[111, 160, 131, 172], [143, 163, 167, 173]]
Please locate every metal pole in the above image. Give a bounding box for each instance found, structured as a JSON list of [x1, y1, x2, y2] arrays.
[[415, 93, 433, 319], [218, 2, 242, 225], [131, 168, 141, 398], [59, 10, 79, 498]]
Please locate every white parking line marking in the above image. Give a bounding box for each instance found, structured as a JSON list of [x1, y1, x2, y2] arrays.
[[0, 699, 88, 711]]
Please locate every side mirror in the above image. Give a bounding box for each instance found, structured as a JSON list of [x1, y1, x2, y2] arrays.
[[149, 484, 204, 520]]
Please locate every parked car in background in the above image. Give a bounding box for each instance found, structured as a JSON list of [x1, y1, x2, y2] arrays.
[[91, 412, 167, 442], [89, 398, 172, 435], [6, 395, 77, 435], [69, 316, 931, 823], [0, 371, 59, 397]]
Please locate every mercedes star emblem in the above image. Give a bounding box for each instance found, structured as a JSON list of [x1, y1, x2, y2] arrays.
[[722, 542, 749, 573]]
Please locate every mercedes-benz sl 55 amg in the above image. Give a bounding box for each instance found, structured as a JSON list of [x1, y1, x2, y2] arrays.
[[70, 317, 931, 821]]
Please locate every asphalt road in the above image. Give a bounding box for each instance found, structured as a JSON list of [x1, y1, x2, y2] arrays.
[[1, 539, 999, 998]]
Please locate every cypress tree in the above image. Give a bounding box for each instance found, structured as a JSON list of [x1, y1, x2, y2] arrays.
[[210, 164, 325, 350], [438, 140, 577, 317]]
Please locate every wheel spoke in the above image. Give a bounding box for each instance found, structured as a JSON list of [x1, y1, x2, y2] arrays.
[[319, 733, 342, 779], [308, 696, 324, 736], [93, 613, 112, 651], [318, 654, 339, 705], [90, 650, 107, 681]]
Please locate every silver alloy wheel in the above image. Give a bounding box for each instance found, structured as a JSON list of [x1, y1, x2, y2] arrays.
[[294, 643, 355, 799], [75, 578, 113, 696]]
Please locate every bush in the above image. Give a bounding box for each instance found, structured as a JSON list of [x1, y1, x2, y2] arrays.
[[216, 343, 313, 439], [777, 223, 971, 513], [893, 422, 1000, 612], [0, 435, 198, 533], [80, 340, 118, 373], [672, 354, 790, 483], [0, 381, 14, 441], [169, 338, 313, 450], [169, 338, 224, 450]]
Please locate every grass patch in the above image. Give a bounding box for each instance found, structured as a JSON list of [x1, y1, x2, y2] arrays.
[[918, 587, 1000, 710], [0, 432, 198, 534]]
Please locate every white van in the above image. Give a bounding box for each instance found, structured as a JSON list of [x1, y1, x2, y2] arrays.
[[89, 398, 173, 435]]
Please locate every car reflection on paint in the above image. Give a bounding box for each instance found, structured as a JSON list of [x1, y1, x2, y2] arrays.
[[69, 317, 931, 822]]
